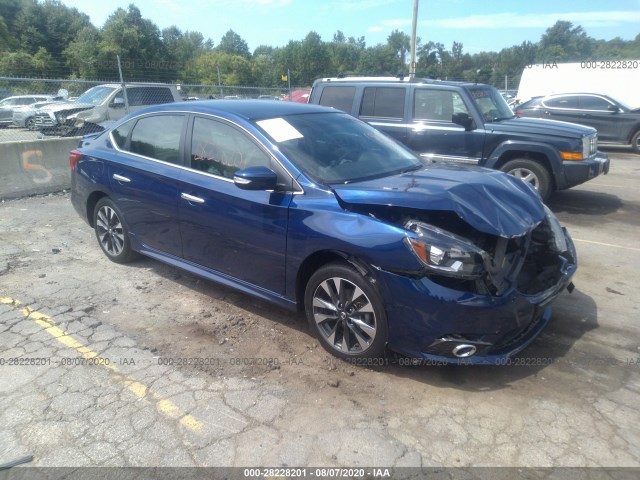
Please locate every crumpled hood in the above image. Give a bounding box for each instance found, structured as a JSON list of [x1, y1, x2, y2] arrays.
[[38, 102, 92, 113], [333, 164, 545, 238]]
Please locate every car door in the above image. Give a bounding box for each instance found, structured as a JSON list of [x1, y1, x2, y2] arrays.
[[405, 87, 484, 164], [177, 115, 293, 294], [577, 95, 619, 142], [107, 113, 186, 256]]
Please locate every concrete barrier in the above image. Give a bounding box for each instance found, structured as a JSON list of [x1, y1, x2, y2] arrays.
[[0, 137, 80, 200]]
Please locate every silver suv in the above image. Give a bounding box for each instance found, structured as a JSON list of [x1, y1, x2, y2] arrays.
[[0, 95, 57, 127], [35, 83, 181, 136]]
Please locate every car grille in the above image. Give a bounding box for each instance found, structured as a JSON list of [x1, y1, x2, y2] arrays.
[[34, 113, 55, 127], [587, 134, 598, 157]]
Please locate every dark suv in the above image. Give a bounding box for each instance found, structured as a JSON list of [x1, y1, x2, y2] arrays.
[[515, 93, 640, 154], [309, 77, 610, 200]]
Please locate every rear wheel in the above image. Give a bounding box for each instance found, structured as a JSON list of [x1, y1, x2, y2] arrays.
[[25, 117, 36, 130], [305, 262, 388, 362], [501, 158, 552, 201], [93, 198, 138, 264]]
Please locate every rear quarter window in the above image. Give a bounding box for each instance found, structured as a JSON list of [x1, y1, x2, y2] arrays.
[[318, 86, 356, 113]]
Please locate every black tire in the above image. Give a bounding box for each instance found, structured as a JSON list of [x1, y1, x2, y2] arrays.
[[93, 198, 138, 264], [501, 158, 552, 201], [25, 117, 36, 130], [631, 130, 640, 154], [304, 262, 388, 362]]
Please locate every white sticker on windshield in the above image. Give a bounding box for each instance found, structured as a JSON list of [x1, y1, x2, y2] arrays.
[[257, 118, 304, 142]]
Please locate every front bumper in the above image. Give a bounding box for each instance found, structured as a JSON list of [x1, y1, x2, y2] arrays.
[[562, 152, 609, 190], [379, 231, 577, 365]]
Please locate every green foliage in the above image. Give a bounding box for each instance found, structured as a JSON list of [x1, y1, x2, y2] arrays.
[[218, 29, 250, 58], [0, 2, 637, 91]]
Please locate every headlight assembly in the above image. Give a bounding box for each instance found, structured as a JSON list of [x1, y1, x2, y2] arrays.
[[542, 205, 568, 253], [404, 221, 488, 279]]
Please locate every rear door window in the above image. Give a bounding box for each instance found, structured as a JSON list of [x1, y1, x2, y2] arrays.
[[318, 86, 356, 113], [127, 115, 184, 164], [544, 96, 578, 109], [359, 87, 405, 119]]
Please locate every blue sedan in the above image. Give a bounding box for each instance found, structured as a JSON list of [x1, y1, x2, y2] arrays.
[[70, 100, 577, 364]]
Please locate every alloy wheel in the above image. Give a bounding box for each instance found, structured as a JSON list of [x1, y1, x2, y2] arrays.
[[311, 276, 378, 354], [507, 167, 539, 189], [95, 205, 125, 257]]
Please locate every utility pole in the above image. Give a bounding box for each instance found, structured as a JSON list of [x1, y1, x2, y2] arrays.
[[409, 0, 419, 78]]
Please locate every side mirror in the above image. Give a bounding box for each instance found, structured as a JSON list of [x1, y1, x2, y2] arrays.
[[110, 97, 125, 108], [607, 104, 621, 113], [234, 166, 278, 190], [452, 112, 475, 130]]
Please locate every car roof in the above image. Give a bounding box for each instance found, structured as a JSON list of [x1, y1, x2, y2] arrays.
[[312, 76, 482, 89], [134, 99, 335, 121]]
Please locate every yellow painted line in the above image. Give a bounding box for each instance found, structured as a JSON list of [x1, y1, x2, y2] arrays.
[[0, 296, 203, 432], [573, 238, 640, 252]]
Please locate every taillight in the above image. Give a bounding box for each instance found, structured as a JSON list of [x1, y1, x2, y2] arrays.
[[69, 150, 81, 170]]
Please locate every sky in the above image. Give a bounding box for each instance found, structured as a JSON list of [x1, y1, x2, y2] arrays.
[[59, 0, 640, 54]]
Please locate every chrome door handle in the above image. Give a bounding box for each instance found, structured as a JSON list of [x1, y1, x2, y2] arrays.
[[112, 174, 131, 183], [181, 193, 205, 204]]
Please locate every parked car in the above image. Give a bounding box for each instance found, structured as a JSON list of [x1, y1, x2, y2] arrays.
[[515, 93, 640, 154], [12, 97, 65, 129], [282, 89, 311, 103], [35, 83, 180, 136], [0, 95, 57, 127], [70, 100, 577, 365], [308, 77, 610, 200]]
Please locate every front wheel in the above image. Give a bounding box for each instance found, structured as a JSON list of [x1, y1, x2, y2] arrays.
[[631, 130, 640, 154], [93, 198, 138, 264], [501, 158, 552, 201], [305, 262, 388, 362]]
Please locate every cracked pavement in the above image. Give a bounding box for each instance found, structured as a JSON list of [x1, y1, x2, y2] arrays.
[[0, 149, 639, 470]]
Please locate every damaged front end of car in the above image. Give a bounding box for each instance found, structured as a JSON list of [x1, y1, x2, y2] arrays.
[[333, 168, 577, 363], [385, 204, 577, 363], [403, 204, 575, 298]]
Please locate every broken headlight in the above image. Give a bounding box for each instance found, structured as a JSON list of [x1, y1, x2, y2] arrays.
[[543, 205, 567, 253], [404, 221, 487, 279]]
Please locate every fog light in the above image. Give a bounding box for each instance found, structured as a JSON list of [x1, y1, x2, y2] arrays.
[[452, 344, 477, 358]]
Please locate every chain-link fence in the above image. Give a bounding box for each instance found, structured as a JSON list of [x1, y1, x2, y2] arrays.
[[0, 76, 299, 143]]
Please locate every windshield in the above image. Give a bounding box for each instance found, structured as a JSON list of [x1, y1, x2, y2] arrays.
[[75, 86, 117, 105], [255, 112, 423, 185], [469, 86, 515, 122]]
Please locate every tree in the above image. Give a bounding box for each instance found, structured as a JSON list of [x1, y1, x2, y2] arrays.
[[538, 20, 594, 62], [333, 30, 346, 43], [296, 32, 330, 84], [218, 30, 250, 58], [13, 0, 91, 61], [387, 30, 410, 68], [358, 44, 401, 76], [64, 25, 102, 78], [98, 5, 167, 80]]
